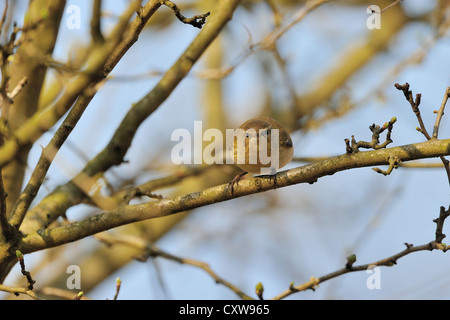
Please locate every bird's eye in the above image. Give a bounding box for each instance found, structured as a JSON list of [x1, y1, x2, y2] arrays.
[[285, 137, 293, 148], [260, 129, 270, 137], [245, 132, 250, 138]]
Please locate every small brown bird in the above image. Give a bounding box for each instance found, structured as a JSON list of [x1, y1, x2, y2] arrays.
[[229, 117, 294, 192]]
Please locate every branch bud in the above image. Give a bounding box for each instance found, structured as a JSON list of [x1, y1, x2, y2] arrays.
[[255, 282, 264, 300]]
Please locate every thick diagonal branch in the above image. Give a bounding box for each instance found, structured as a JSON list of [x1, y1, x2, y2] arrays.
[[17, 138, 450, 254]]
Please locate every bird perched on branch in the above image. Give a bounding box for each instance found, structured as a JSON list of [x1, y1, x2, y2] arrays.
[[229, 116, 294, 193]]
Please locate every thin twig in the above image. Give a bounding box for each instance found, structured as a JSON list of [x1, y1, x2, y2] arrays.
[[117, 165, 215, 204], [90, 0, 104, 43], [191, 0, 328, 80], [434, 206, 450, 244], [432, 87, 450, 139], [108, 0, 327, 82], [345, 117, 397, 153], [16, 250, 35, 290], [373, 155, 400, 176], [259, 0, 330, 50], [380, 0, 403, 13], [273, 243, 442, 300], [395, 83, 430, 138], [272, 204, 450, 300], [113, 277, 121, 300], [161, 1, 210, 29], [96, 233, 254, 300], [0, 0, 8, 35], [273, 242, 437, 299], [0, 283, 40, 300], [38, 286, 90, 300], [395, 83, 450, 186]]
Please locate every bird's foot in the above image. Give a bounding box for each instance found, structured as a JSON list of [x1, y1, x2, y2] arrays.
[[256, 173, 278, 189], [229, 172, 248, 195]]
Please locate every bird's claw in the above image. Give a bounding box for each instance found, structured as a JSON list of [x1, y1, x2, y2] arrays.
[[257, 174, 278, 189], [229, 172, 247, 195]]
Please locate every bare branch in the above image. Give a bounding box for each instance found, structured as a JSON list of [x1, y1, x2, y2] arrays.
[[96, 233, 253, 300], [380, 0, 403, 13], [0, 283, 40, 300], [345, 117, 397, 154], [434, 206, 450, 244], [0, 0, 8, 37], [15, 250, 35, 290], [373, 155, 400, 176], [272, 203, 450, 299], [90, 0, 104, 43], [37, 286, 90, 300], [161, 1, 210, 29], [293, 156, 446, 168], [395, 83, 450, 185], [433, 86, 450, 139], [395, 83, 430, 139], [17, 138, 450, 254], [272, 241, 440, 300], [259, 0, 330, 50], [113, 277, 121, 300]]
